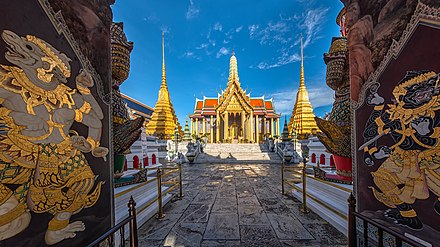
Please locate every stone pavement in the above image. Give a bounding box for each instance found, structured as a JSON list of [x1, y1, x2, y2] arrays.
[[137, 163, 347, 247]]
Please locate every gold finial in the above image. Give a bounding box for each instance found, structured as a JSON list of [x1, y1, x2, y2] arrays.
[[300, 33, 305, 88], [228, 51, 239, 82], [161, 32, 167, 87]]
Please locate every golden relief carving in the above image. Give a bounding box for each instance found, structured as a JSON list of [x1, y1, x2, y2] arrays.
[[362, 71, 440, 230], [0, 30, 108, 244]]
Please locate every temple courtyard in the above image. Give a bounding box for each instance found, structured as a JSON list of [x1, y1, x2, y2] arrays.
[[137, 163, 347, 247]]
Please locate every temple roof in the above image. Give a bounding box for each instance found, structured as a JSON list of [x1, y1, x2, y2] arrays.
[[190, 53, 280, 119], [121, 93, 153, 121]]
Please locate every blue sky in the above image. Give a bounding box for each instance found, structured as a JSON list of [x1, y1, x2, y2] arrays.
[[112, 0, 344, 126]]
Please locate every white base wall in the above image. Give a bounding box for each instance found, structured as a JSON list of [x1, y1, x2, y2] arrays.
[[290, 176, 352, 236]]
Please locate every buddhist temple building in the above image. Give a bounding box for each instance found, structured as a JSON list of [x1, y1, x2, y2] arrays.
[[288, 35, 319, 140], [190, 52, 281, 143], [146, 33, 181, 139]]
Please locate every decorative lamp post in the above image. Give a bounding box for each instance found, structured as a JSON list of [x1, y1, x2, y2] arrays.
[[291, 128, 297, 152], [174, 125, 179, 156]]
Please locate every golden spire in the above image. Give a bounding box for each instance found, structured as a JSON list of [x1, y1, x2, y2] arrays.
[[146, 32, 181, 139], [161, 32, 167, 87], [228, 50, 239, 83], [300, 34, 305, 88], [288, 34, 319, 139]]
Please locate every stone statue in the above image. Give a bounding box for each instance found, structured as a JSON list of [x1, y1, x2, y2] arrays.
[[111, 23, 144, 157], [315, 8, 352, 160]]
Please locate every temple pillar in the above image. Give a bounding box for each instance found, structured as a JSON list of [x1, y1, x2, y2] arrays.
[[276, 118, 280, 136], [210, 115, 214, 143], [256, 115, 259, 143], [202, 118, 206, 135], [241, 110, 245, 141], [191, 118, 194, 135], [216, 112, 220, 143], [225, 111, 229, 141], [250, 112, 254, 142], [270, 118, 274, 137], [195, 118, 199, 136], [263, 117, 266, 136]]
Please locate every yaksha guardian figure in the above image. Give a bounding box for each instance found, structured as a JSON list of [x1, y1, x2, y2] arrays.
[[362, 70, 440, 230], [0, 30, 108, 244]]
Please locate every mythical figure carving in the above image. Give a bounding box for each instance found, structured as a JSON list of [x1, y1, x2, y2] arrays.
[[111, 22, 144, 156], [361, 71, 440, 230], [315, 8, 351, 160], [0, 30, 108, 244]]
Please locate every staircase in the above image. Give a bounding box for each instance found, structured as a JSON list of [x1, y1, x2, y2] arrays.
[[195, 143, 281, 164]]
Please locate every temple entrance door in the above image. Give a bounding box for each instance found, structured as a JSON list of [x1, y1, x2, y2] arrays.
[[231, 122, 238, 140]]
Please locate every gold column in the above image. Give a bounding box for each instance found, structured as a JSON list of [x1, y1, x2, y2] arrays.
[[256, 115, 259, 143], [191, 119, 194, 135], [202, 118, 206, 135], [224, 111, 229, 141], [277, 118, 280, 136], [210, 115, 214, 143], [263, 117, 266, 136], [250, 112, 254, 142], [216, 112, 220, 143], [241, 110, 245, 141], [270, 118, 274, 137], [195, 118, 199, 136], [246, 115, 250, 142]]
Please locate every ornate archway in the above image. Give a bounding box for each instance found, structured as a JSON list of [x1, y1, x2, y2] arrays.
[[320, 154, 325, 165]]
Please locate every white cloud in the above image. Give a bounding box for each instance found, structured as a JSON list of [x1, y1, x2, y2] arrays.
[[180, 51, 201, 60], [216, 47, 229, 58], [196, 43, 208, 49], [160, 25, 170, 33], [213, 22, 223, 31], [268, 86, 334, 115], [248, 24, 260, 37], [235, 26, 243, 33], [248, 7, 328, 70], [186, 0, 199, 20], [297, 7, 329, 47], [255, 53, 300, 70]]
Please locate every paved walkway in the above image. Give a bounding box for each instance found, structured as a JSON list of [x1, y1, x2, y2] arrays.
[[137, 163, 347, 246]]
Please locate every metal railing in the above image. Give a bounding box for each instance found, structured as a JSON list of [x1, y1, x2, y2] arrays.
[[281, 159, 309, 213], [143, 162, 183, 219], [347, 193, 424, 247], [87, 196, 138, 247]]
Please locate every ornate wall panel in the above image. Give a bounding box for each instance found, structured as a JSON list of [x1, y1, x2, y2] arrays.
[[0, 0, 113, 246], [354, 3, 440, 245]]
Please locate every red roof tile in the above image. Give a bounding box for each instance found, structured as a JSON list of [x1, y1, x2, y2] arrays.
[[196, 101, 203, 110], [265, 101, 273, 110], [205, 99, 218, 107], [250, 99, 264, 107]]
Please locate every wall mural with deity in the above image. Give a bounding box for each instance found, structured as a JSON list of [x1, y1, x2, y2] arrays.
[[0, 0, 113, 246], [353, 2, 440, 245]]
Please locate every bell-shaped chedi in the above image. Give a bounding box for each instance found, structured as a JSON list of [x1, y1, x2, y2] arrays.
[[146, 33, 181, 139], [111, 22, 144, 154], [288, 35, 319, 140]]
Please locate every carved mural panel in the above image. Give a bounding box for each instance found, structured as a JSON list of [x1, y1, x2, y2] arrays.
[[0, 1, 112, 246], [354, 3, 440, 245]]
